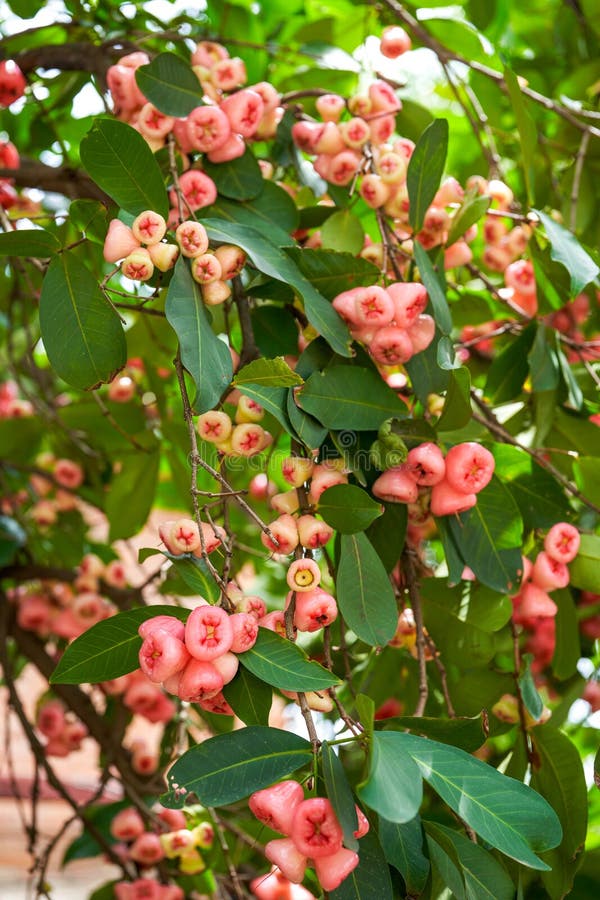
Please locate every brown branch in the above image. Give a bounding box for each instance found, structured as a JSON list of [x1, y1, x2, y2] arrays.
[[402, 548, 428, 717], [0, 161, 111, 203]]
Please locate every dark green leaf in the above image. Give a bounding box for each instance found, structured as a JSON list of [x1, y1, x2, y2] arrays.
[[234, 357, 303, 388], [319, 484, 383, 534], [535, 209, 599, 297], [50, 605, 189, 684], [504, 66, 537, 203], [380, 714, 486, 752], [287, 390, 328, 450], [492, 444, 567, 530], [413, 242, 452, 334], [518, 653, 544, 720], [378, 815, 429, 895], [337, 532, 398, 646], [69, 199, 107, 244], [395, 732, 562, 869], [358, 732, 422, 824], [407, 118, 449, 232], [528, 324, 560, 392], [39, 253, 127, 391], [425, 821, 515, 900], [330, 831, 394, 900], [203, 147, 264, 201], [163, 727, 311, 808], [238, 384, 294, 435], [136, 52, 204, 116], [169, 556, 220, 604], [436, 367, 471, 431], [365, 502, 407, 572], [321, 209, 365, 255], [285, 247, 381, 300], [252, 305, 301, 358], [573, 456, 600, 507], [106, 448, 159, 541], [223, 667, 272, 726], [205, 180, 298, 245], [569, 533, 600, 593], [239, 627, 342, 692], [203, 220, 351, 356], [297, 367, 407, 430], [531, 725, 588, 898], [485, 323, 536, 402], [0, 228, 59, 256], [405, 332, 450, 404], [446, 194, 491, 247], [80, 118, 168, 217], [552, 587, 580, 680], [165, 258, 233, 413], [322, 741, 359, 850]]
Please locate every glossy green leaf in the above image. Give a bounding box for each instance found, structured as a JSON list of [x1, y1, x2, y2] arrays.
[[573, 456, 600, 507], [233, 356, 303, 388], [202, 220, 351, 356], [518, 653, 544, 720], [285, 247, 380, 299], [446, 193, 491, 246], [446, 475, 523, 594], [162, 727, 312, 808], [297, 366, 407, 430], [203, 147, 264, 200], [552, 587, 580, 680], [69, 199, 107, 244], [492, 444, 567, 530], [365, 502, 407, 572], [236, 384, 294, 435], [505, 65, 537, 203], [569, 533, 600, 593], [378, 815, 429, 895], [80, 118, 168, 217], [358, 732, 423, 824], [425, 821, 515, 900], [251, 305, 302, 358], [405, 331, 450, 404], [485, 323, 536, 402], [39, 253, 127, 391], [535, 209, 599, 297], [206, 181, 298, 245], [287, 390, 328, 450], [106, 448, 160, 541], [169, 556, 221, 604], [355, 693, 375, 740], [414, 242, 452, 335], [238, 627, 341, 691], [337, 532, 398, 647], [322, 741, 359, 850], [50, 605, 189, 684], [321, 209, 365, 254], [0, 228, 59, 256], [319, 484, 383, 534], [531, 725, 588, 898], [165, 258, 233, 413], [223, 667, 272, 726], [528, 324, 560, 392], [379, 714, 486, 753], [330, 831, 394, 900], [135, 52, 204, 116], [436, 367, 471, 431], [407, 118, 449, 232]]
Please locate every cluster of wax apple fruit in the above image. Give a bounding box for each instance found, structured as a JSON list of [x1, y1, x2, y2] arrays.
[[196, 397, 272, 458], [249, 780, 370, 892], [21, 454, 85, 530], [110, 804, 213, 892], [0, 138, 20, 210], [0, 378, 32, 418], [332, 280, 435, 371], [372, 440, 496, 519], [35, 697, 88, 758]]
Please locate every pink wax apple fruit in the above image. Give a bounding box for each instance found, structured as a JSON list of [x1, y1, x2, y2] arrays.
[[249, 780, 305, 835], [372, 466, 419, 504], [177, 658, 223, 701], [260, 514, 299, 555], [544, 522, 580, 563], [139, 628, 190, 683], [314, 846, 360, 891], [0, 60, 27, 106], [380, 25, 412, 58], [444, 442, 495, 494], [292, 587, 338, 632], [264, 838, 308, 883], [430, 480, 477, 517], [185, 604, 233, 660], [290, 797, 343, 858], [286, 558, 321, 592], [406, 443, 446, 486]]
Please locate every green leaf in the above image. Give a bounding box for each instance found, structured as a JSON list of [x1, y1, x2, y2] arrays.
[[569, 533, 600, 593], [365, 502, 407, 572], [165, 258, 233, 413], [239, 627, 341, 692], [405, 332, 450, 404], [319, 484, 383, 534], [135, 52, 204, 117], [394, 732, 562, 869], [285, 247, 381, 300], [203, 147, 264, 201], [492, 444, 567, 531], [162, 726, 311, 808], [39, 253, 127, 391], [436, 367, 471, 431], [485, 323, 536, 403], [379, 714, 486, 753], [234, 357, 303, 388], [528, 324, 560, 392], [446, 194, 491, 247], [106, 448, 159, 541], [446, 475, 523, 594], [80, 118, 168, 217], [69, 199, 107, 244], [504, 66, 537, 203], [0, 516, 26, 567], [531, 726, 588, 898], [337, 532, 398, 647], [206, 181, 299, 245], [573, 456, 600, 507], [413, 242, 452, 335], [297, 366, 407, 430], [552, 587, 580, 680], [223, 667, 272, 726], [378, 815, 429, 895], [355, 693, 375, 740], [330, 831, 394, 900], [321, 209, 365, 255], [534, 209, 599, 297], [287, 390, 328, 450], [407, 118, 449, 233], [237, 384, 294, 436], [50, 605, 189, 684], [321, 741, 359, 850], [169, 556, 220, 604], [518, 653, 544, 720], [425, 821, 515, 900], [202, 220, 351, 356], [358, 732, 423, 823], [0, 228, 59, 256]]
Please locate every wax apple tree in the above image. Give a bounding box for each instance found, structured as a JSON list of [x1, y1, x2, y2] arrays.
[[1, 0, 599, 898]]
